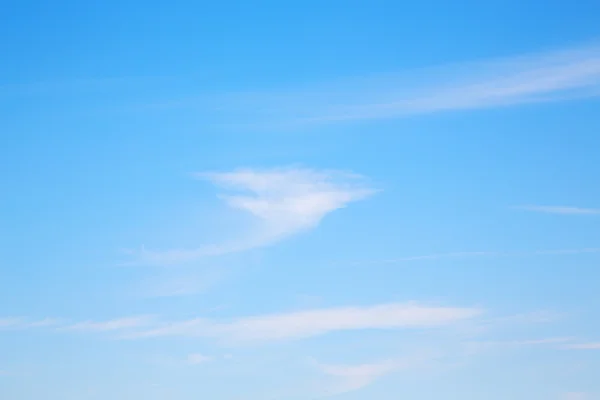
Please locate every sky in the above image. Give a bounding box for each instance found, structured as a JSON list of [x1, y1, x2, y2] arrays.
[[1, 1, 600, 399]]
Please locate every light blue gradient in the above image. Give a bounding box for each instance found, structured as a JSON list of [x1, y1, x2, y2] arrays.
[[2, 1, 600, 399]]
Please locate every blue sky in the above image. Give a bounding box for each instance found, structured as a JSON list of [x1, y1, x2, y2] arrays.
[[2, 1, 600, 399]]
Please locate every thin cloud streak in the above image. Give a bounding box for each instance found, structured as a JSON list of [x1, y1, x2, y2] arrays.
[[209, 42, 600, 127], [0, 317, 23, 328], [0, 317, 61, 330], [187, 353, 212, 365], [516, 205, 600, 215], [350, 251, 499, 266], [495, 337, 574, 346], [125, 302, 483, 344], [0, 316, 154, 334], [62, 316, 155, 332], [563, 342, 600, 350], [563, 393, 590, 400], [465, 337, 575, 353], [344, 247, 600, 266], [127, 167, 374, 266], [314, 351, 436, 396], [318, 359, 402, 395]]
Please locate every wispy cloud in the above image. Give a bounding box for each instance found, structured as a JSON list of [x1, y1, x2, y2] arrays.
[[186, 353, 212, 365], [492, 337, 574, 346], [207, 42, 600, 127], [317, 359, 402, 395], [342, 247, 600, 267], [347, 251, 499, 266], [532, 248, 600, 255], [126, 302, 482, 343], [563, 342, 600, 350], [3, 303, 481, 345], [0, 318, 23, 328], [129, 167, 374, 266], [563, 393, 590, 400], [465, 337, 574, 354], [440, 309, 563, 339], [0, 316, 156, 335], [313, 351, 436, 396], [63, 316, 154, 333], [506, 337, 574, 345], [484, 310, 562, 326], [0, 317, 60, 330], [516, 205, 600, 215]]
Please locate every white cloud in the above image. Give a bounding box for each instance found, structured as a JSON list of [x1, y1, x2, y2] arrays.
[[516, 205, 600, 215], [131, 167, 374, 265], [564, 342, 600, 350], [506, 337, 573, 345], [199, 168, 372, 230], [563, 393, 589, 400], [127, 302, 482, 343], [1, 316, 156, 335], [442, 309, 563, 339], [346, 251, 498, 266], [318, 359, 400, 395], [64, 316, 154, 332], [346, 247, 600, 267], [486, 310, 562, 325], [210, 42, 600, 127], [26, 318, 62, 328], [532, 248, 600, 255], [0, 317, 23, 328], [187, 353, 212, 365], [0, 317, 60, 330], [465, 337, 574, 354], [314, 352, 435, 396]]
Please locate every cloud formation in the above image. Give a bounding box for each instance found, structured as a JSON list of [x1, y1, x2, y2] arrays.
[[314, 351, 436, 396], [63, 316, 154, 332], [516, 205, 600, 215], [318, 359, 400, 395], [126, 302, 482, 343], [564, 342, 600, 350], [0, 317, 59, 330], [344, 247, 600, 267], [563, 393, 590, 400], [210, 42, 600, 127], [187, 353, 212, 365], [465, 337, 574, 354], [131, 167, 374, 265]]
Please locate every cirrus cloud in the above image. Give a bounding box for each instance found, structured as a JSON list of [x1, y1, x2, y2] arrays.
[[125, 302, 483, 344], [129, 167, 375, 266]]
